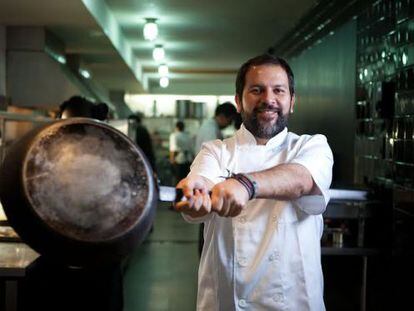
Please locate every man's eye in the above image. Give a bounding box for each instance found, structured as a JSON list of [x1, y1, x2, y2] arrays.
[[275, 88, 285, 94], [250, 88, 261, 94]]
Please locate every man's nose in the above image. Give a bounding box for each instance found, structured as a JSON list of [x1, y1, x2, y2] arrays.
[[261, 89, 276, 104]]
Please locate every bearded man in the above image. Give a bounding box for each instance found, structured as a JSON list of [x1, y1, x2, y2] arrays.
[[175, 54, 333, 311]]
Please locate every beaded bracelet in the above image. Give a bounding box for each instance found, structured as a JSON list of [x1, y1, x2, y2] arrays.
[[229, 173, 258, 200]]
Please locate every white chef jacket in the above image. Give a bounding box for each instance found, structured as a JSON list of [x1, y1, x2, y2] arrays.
[[169, 131, 194, 164], [183, 124, 333, 311], [194, 118, 223, 154]]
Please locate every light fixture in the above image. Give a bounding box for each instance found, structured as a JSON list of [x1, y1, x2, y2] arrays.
[[158, 64, 169, 76], [57, 55, 66, 64], [402, 52, 408, 66], [153, 44, 165, 62], [160, 76, 169, 88], [143, 18, 158, 41], [79, 68, 91, 79], [44, 46, 66, 64]]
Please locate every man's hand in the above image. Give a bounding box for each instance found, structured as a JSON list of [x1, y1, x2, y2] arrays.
[[210, 178, 250, 217], [174, 175, 250, 218], [174, 176, 212, 218]]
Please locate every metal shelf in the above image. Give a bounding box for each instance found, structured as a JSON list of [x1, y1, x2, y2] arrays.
[[0, 111, 53, 163]]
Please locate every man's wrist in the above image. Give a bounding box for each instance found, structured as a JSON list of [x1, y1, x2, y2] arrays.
[[245, 174, 258, 198], [229, 173, 258, 200]]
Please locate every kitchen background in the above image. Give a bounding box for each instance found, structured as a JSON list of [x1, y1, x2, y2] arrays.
[[0, 0, 413, 310]]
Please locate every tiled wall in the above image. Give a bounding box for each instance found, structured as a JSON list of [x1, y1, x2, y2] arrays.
[[355, 0, 414, 188], [356, 0, 414, 295]]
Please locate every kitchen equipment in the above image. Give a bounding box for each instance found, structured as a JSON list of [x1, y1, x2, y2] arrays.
[[159, 187, 369, 205], [0, 118, 156, 266]]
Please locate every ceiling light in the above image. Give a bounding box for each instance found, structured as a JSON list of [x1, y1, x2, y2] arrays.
[[143, 18, 158, 41], [45, 46, 66, 64], [160, 76, 169, 88], [79, 68, 91, 79], [153, 45, 165, 62], [57, 55, 66, 64], [158, 64, 169, 76]]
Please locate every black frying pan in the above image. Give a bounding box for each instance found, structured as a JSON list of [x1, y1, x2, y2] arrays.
[[0, 118, 156, 266]]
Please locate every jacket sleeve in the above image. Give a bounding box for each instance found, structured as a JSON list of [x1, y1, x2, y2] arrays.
[[290, 134, 333, 215]]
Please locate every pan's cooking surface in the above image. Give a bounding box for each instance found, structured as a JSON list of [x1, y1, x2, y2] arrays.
[[23, 121, 151, 242]]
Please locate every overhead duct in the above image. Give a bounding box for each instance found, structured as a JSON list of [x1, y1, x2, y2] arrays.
[[6, 26, 111, 111]]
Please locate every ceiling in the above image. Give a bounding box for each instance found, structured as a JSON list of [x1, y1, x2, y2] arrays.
[[0, 0, 318, 96]]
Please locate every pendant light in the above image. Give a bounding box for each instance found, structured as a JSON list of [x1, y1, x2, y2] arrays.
[[143, 18, 158, 41], [153, 44, 165, 62], [160, 77, 169, 88]]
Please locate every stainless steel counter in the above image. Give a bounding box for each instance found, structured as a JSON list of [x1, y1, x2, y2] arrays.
[[0, 242, 39, 311]]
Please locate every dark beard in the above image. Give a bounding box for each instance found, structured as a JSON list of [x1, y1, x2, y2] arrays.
[[241, 103, 289, 139]]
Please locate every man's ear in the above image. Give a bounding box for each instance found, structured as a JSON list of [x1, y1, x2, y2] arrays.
[[290, 94, 296, 113], [235, 95, 242, 113]]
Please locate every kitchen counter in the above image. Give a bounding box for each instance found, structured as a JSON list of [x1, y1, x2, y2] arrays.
[[0, 242, 39, 275], [322, 195, 386, 311], [0, 242, 39, 311]]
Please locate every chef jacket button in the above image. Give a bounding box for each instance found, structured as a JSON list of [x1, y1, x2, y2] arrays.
[[269, 251, 280, 261], [272, 215, 278, 221], [273, 293, 284, 302], [238, 299, 247, 307], [239, 216, 246, 223], [238, 257, 248, 267]]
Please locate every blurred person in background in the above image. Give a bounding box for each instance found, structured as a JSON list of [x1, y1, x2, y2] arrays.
[[194, 102, 237, 154], [234, 112, 243, 130], [58, 95, 108, 121], [169, 120, 194, 183], [128, 113, 156, 173]]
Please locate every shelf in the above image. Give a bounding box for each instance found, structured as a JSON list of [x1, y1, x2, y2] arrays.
[[394, 208, 414, 219], [355, 118, 388, 123], [394, 161, 414, 167], [322, 247, 381, 256], [0, 111, 52, 123], [393, 114, 414, 118], [394, 184, 414, 192], [325, 197, 383, 219], [396, 89, 414, 96]]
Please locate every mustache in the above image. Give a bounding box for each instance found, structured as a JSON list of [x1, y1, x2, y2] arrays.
[[254, 103, 281, 114]]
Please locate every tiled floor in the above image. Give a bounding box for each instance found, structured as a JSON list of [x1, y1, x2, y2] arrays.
[[123, 202, 200, 311]]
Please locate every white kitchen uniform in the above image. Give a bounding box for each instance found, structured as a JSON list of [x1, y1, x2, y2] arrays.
[[183, 124, 333, 311], [194, 118, 223, 154], [169, 131, 194, 164]]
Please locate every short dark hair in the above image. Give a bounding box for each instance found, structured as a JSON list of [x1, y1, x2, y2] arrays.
[[235, 54, 295, 100], [176, 121, 185, 131], [128, 112, 145, 124], [215, 102, 237, 118], [58, 96, 108, 121]]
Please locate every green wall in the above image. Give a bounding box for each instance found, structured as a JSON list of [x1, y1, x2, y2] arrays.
[[288, 20, 357, 186]]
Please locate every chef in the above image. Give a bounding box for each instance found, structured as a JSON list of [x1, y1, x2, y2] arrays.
[[175, 54, 333, 310]]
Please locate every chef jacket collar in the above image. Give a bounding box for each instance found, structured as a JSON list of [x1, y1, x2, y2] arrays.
[[237, 124, 288, 148]]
